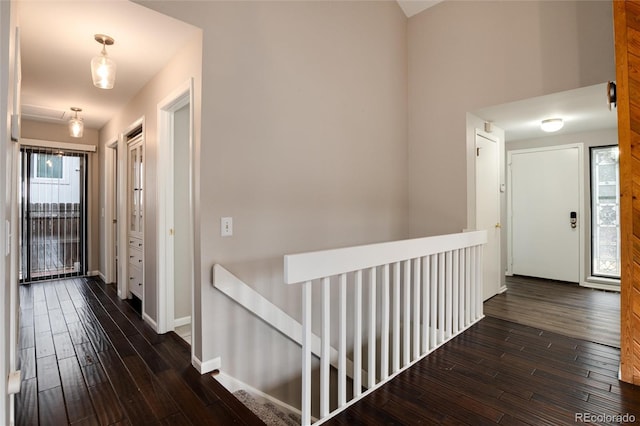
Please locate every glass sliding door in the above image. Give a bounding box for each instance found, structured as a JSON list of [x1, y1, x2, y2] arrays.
[[590, 146, 621, 279], [19, 146, 88, 282]]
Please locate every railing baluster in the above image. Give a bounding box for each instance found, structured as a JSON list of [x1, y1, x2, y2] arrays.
[[430, 255, 437, 349], [412, 258, 421, 360], [421, 256, 430, 353], [301, 281, 312, 426], [438, 253, 445, 345], [381, 264, 390, 380], [320, 277, 330, 418], [338, 273, 347, 407], [458, 248, 465, 328], [452, 249, 460, 335], [402, 260, 411, 366], [470, 247, 476, 321], [368, 267, 377, 389], [392, 262, 401, 373], [465, 246, 471, 326], [354, 270, 363, 397], [476, 245, 483, 318], [445, 251, 453, 339]]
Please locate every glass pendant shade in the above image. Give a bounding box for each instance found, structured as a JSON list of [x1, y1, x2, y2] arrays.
[[69, 108, 84, 138], [91, 35, 116, 90], [91, 47, 116, 89]]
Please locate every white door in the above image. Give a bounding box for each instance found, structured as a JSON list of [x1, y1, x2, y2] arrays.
[[476, 131, 501, 300], [509, 145, 581, 282]]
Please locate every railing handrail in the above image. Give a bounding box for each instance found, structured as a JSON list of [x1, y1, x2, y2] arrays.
[[285, 231, 486, 285]]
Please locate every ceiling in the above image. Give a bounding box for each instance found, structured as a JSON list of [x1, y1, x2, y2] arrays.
[[18, 0, 200, 130], [473, 83, 618, 142]]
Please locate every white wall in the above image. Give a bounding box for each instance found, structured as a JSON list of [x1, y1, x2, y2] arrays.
[[408, 0, 615, 238], [507, 127, 619, 285], [136, 0, 408, 407], [0, 0, 19, 423]]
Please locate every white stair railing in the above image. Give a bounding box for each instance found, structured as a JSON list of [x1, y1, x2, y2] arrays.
[[284, 231, 487, 425]]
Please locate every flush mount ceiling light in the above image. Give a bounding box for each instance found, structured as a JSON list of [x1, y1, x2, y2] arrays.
[[91, 34, 116, 89], [540, 118, 564, 132], [68, 107, 84, 138]]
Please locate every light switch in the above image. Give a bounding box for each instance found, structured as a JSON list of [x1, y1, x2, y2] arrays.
[[221, 217, 233, 237]]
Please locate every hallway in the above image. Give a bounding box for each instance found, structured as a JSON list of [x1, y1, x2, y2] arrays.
[[15, 277, 264, 425], [484, 276, 620, 348]]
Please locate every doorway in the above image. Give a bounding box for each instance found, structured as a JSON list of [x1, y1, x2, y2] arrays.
[[475, 130, 502, 300], [157, 80, 195, 345], [19, 146, 87, 282], [508, 144, 583, 283]]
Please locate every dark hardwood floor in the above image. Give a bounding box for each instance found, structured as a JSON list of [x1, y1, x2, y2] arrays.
[[327, 316, 640, 425], [16, 275, 638, 426], [484, 275, 620, 348], [15, 277, 265, 425]]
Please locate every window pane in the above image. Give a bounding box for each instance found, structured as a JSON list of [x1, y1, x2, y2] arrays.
[[591, 146, 620, 278], [36, 154, 63, 179]]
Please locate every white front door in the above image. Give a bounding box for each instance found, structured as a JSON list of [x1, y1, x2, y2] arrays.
[[476, 131, 501, 300], [509, 145, 582, 283]]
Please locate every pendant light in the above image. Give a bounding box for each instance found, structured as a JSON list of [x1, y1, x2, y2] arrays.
[[68, 107, 84, 138], [91, 34, 116, 89]]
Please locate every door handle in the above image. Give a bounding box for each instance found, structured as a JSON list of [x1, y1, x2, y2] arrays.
[[570, 211, 577, 228]]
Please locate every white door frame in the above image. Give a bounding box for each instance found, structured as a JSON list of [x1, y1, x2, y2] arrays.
[[116, 117, 145, 301], [157, 79, 195, 342], [105, 138, 118, 284], [507, 143, 585, 285]]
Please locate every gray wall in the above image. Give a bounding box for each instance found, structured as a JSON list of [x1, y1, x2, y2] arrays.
[[137, 0, 408, 406], [408, 0, 615, 238]]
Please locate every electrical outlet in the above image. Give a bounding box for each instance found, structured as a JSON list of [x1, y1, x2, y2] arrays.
[[221, 217, 233, 237]]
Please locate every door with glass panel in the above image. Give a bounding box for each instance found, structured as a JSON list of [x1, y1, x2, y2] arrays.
[[19, 147, 87, 282], [127, 132, 144, 300]]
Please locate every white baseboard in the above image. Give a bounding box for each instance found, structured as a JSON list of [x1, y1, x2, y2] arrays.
[[215, 372, 305, 420], [192, 355, 221, 374], [498, 285, 508, 294], [143, 312, 158, 332], [174, 316, 191, 327], [87, 270, 101, 278]]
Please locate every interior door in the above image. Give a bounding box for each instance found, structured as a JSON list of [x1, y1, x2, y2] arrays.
[[509, 145, 581, 282], [475, 131, 501, 300]]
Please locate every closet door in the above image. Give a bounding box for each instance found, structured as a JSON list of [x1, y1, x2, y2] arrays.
[[127, 135, 144, 300]]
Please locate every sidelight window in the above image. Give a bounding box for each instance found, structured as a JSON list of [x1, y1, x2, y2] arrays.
[[590, 146, 620, 279]]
